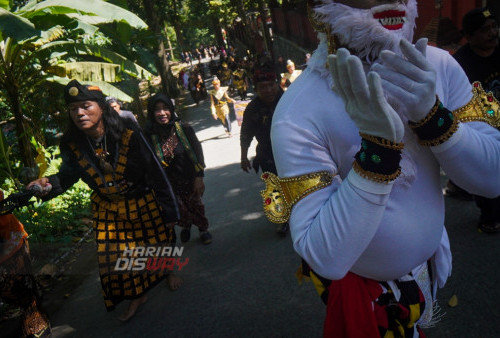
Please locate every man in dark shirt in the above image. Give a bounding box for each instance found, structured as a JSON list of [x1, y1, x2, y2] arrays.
[[240, 66, 286, 235], [240, 67, 283, 174], [106, 96, 138, 126], [454, 7, 500, 97], [452, 7, 500, 233]]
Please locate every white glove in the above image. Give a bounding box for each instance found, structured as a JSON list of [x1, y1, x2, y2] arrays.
[[371, 38, 437, 122], [328, 49, 404, 143]]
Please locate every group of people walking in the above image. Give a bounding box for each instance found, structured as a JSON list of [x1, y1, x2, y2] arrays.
[[16, 78, 213, 327], [0, 52, 291, 333]]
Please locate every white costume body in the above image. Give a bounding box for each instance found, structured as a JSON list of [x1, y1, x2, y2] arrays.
[[271, 39, 500, 297]]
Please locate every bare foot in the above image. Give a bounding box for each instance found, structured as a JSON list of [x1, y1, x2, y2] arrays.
[[167, 274, 183, 291], [118, 294, 148, 322]]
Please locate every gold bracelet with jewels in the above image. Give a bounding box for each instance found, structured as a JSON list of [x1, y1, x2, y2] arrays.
[[408, 96, 458, 147], [352, 135, 403, 183]]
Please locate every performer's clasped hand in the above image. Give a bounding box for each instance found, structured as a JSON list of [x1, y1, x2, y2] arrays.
[[371, 38, 437, 123], [328, 48, 404, 143]]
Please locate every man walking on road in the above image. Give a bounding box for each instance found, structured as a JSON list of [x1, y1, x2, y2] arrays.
[[240, 66, 287, 235]]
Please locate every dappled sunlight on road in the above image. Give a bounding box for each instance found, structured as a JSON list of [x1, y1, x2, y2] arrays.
[[224, 187, 242, 197], [240, 212, 264, 221]]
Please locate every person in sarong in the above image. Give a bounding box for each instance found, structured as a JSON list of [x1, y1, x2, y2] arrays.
[[209, 77, 235, 137], [145, 93, 212, 245], [267, 0, 500, 336], [232, 67, 249, 100], [0, 189, 51, 337], [27, 80, 181, 322]]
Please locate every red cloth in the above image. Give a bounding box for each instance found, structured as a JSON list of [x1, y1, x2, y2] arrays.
[[0, 190, 28, 263], [323, 272, 384, 338]]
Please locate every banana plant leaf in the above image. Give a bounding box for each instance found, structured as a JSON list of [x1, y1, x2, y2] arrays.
[[104, 0, 128, 9], [19, 0, 147, 29], [37, 41, 154, 80], [30, 25, 65, 48], [29, 14, 99, 36], [46, 61, 121, 83], [0, 7, 40, 42], [47, 76, 133, 102], [0, 0, 11, 10], [65, 13, 118, 26]]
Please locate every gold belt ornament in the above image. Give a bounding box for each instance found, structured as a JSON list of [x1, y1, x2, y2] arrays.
[[260, 171, 334, 223], [454, 81, 500, 128]]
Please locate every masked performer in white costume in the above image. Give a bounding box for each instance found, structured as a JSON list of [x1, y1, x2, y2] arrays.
[[264, 0, 500, 336]]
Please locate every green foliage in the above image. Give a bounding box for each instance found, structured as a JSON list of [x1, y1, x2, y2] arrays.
[[14, 180, 92, 243], [0, 0, 156, 168], [1, 126, 89, 245], [31, 136, 61, 177], [82, 31, 112, 46], [184, 27, 214, 49], [0, 127, 19, 187]]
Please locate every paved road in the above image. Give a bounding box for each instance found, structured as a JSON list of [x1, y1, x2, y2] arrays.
[[17, 63, 500, 337]]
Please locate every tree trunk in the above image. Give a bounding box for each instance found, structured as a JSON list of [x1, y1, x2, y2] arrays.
[[258, 0, 273, 57], [211, 15, 225, 47], [157, 38, 180, 97], [142, 0, 179, 97], [132, 79, 147, 126], [9, 90, 36, 169], [164, 26, 175, 61], [171, 0, 185, 52], [173, 23, 185, 53]]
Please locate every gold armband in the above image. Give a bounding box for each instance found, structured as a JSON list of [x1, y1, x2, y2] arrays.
[[260, 171, 335, 224], [454, 81, 500, 128]]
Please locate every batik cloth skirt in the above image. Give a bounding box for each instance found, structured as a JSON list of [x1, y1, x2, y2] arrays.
[[173, 178, 209, 232], [91, 191, 175, 311], [0, 240, 51, 336]]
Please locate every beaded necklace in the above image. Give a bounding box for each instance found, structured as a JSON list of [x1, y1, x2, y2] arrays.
[[87, 134, 113, 174]]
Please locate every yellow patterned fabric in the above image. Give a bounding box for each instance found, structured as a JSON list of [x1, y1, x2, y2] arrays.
[[260, 171, 334, 223], [454, 81, 500, 128], [213, 102, 229, 123], [92, 191, 174, 310], [70, 129, 175, 311]]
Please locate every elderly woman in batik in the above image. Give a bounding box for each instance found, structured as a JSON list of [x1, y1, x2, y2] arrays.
[[145, 93, 212, 245]]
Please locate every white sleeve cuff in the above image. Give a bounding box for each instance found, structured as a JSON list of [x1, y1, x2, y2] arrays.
[[347, 169, 394, 194], [430, 123, 464, 154]]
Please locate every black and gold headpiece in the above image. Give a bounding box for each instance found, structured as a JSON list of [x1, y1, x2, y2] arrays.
[[64, 79, 105, 104]]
